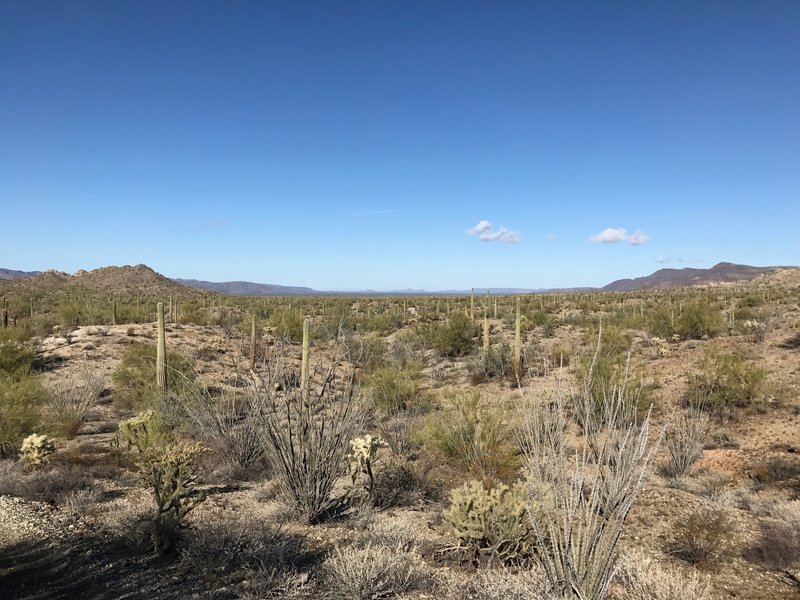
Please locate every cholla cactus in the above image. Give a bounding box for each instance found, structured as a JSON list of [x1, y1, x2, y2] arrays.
[[19, 433, 56, 468], [140, 441, 206, 555], [347, 434, 388, 494], [118, 410, 169, 453], [651, 336, 670, 357], [443, 479, 534, 562]]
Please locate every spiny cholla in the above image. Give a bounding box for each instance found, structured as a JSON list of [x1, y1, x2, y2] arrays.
[[347, 435, 388, 492], [651, 336, 670, 357], [19, 433, 56, 467], [443, 479, 535, 562]]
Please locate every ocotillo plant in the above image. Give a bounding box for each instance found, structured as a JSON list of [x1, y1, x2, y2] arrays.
[[514, 297, 522, 379], [156, 302, 167, 393], [301, 318, 310, 397]]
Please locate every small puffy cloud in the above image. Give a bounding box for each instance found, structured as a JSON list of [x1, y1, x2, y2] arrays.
[[628, 229, 650, 246], [467, 220, 520, 243], [590, 227, 650, 246], [590, 227, 628, 243]]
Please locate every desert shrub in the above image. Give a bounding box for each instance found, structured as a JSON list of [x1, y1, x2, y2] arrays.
[[686, 345, 766, 414], [339, 332, 385, 372], [422, 391, 516, 481], [45, 370, 105, 438], [743, 516, 800, 570], [62, 487, 104, 519], [0, 459, 99, 504], [375, 403, 424, 460], [427, 312, 476, 357], [0, 339, 37, 377], [615, 550, 710, 599], [660, 405, 708, 479], [668, 505, 733, 566], [111, 342, 195, 408], [521, 378, 657, 599], [322, 542, 425, 600], [257, 367, 366, 523], [268, 307, 305, 342], [172, 386, 265, 472], [575, 324, 631, 413], [443, 479, 535, 563], [648, 305, 677, 339], [468, 341, 514, 384], [442, 566, 548, 600], [365, 364, 421, 413], [0, 374, 46, 456], [370, 460, 429, 509], [748, 455, 800, 487], [19, 433, 55, 468], [677, 301, 724, 339]]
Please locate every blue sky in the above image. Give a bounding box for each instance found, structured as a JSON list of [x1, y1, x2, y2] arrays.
[[1, 1, 798, 290]]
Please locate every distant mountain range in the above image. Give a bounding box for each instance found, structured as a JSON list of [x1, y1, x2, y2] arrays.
[[0, 268, 42, 280], [1, 262, 796, 296]]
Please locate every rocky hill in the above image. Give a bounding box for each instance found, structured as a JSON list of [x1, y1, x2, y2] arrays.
[[0, 265, 199, 299], [602, 262, 794, 292]]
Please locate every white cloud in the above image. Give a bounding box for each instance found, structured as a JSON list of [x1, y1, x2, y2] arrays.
[[590, 226, 650, 245], [628, 229, 650, 246], [590, 227, 628, 243], [467, 220, 520, 243]]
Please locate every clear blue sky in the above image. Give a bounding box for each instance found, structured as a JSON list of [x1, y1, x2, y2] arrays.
[[2, 1, 798, 290]]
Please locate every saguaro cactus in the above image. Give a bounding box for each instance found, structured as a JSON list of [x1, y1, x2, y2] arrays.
[[483, 313, 490, 351], [112, 299, 117, 326], [249, 314, 257, 371], [301, 318, 310, 396], [470, 288, 475, 324], [156, 302, 167, 393], [514, 297, 522, 379]]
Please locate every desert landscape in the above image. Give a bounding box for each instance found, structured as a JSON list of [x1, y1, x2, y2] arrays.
[[0, 263, 798, 599]]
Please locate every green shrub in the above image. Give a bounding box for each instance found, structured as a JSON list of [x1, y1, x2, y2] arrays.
[[0, 340, 37, 379], [678, 302, 724, 339], [468, 341, 514, 383], [427, 312, 476, 357], [421, 391, 516, 481], [686, 345, 766, 413], [366, 365, 421, 413], [112, 342, 195, 409], [0, 375, 45, 456]]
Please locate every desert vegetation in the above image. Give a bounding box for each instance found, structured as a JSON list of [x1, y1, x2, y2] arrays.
[[1, 269, 799, 598]]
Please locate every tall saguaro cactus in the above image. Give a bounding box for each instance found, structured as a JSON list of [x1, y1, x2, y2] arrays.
[[156, 302, 167, 393], [514, 297, 522, 380], [301, 318, 310, 397], [470, 288, 475, 324], [483, 313, 490, 351], [249, 314, 257, 371]]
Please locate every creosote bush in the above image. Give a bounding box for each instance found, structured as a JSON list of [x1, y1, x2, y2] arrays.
[[0, 374, 45, 456], [365, 364, 421, 413], [112, 342, 195, 409], [426, 311, 476, 357], [422, 390, 516, 481], [668, 505, 733, 566], [686, 344, 766, 414]]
